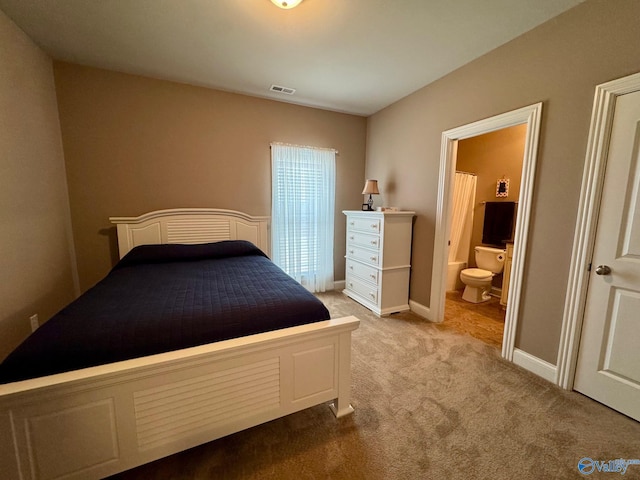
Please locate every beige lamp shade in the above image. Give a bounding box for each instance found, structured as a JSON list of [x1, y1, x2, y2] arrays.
[[362, 179, 379, 211], [362, 179, 380, 195]]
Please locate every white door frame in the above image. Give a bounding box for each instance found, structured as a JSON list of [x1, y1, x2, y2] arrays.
[[430, 103, 543, 361], [556, 72, 640, 389]]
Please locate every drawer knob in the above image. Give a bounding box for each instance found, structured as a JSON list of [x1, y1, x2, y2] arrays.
[[370, 274, 376, 280], [350, 221, 355, 226], [369, 293, 375, 298], [349, 250, 354, 254], [349, 265, 354, 270], [370, 256, 377, 261], [350, 236, 355, 240], [349, 282, 353, 287], [371, 224, 378, 229], [371, 240, 377, 245]]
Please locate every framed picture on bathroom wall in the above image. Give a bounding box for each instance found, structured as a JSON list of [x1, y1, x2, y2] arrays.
[[496, 178, 510, 198]]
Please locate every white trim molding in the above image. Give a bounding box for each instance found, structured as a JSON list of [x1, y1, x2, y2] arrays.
[[556, 72, 640, 390], [430, 103, 543, 364], [513, 349, 557, 383], [409, 299, 431, 319]]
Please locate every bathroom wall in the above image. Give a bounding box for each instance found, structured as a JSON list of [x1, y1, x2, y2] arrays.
[[456, 125, 526, 271]]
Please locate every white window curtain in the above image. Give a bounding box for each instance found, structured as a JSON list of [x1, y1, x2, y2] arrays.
[[271, 143, 335, 292]]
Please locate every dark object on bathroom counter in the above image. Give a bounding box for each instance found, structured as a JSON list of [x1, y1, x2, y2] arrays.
[[483, 202, 516, 246]]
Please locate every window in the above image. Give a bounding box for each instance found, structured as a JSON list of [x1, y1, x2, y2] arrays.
[[271, 143, 335, 292]]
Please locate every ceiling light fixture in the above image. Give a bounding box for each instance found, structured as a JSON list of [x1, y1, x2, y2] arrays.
[[270, 0, 303, 9]]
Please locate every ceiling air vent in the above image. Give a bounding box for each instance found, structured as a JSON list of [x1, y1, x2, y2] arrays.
[[270, 84, 296, 95]]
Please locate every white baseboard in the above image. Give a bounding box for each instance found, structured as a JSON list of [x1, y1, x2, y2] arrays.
[[409, 300, 432, 321], [512, 348, 557, 383]]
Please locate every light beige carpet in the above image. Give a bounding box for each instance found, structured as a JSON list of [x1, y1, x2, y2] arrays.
[[111, 292, 640, 480]]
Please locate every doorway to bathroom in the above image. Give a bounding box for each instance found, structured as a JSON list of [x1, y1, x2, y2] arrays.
[[430, 103, 542, 362], [444, 125, 526, 349]]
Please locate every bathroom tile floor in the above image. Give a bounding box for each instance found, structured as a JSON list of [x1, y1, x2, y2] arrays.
[[442, 290, 505, 349]]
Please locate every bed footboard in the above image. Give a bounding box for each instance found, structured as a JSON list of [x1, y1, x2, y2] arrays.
[[0, 316, 359, 480]]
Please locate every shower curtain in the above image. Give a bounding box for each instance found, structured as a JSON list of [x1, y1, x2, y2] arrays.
[[448, 172, 477, 263]]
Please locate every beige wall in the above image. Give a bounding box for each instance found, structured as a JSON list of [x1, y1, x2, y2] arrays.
[[53, 63, 367, 291], [0, 11, 77, 360], [366, 0, 640, 364], [457, 125, 525, 272]]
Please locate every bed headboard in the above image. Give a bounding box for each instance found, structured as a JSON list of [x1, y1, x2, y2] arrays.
[[110, 208, 270, 258]]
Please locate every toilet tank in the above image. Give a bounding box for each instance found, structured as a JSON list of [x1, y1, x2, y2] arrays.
[[474, 246, 506, 273]]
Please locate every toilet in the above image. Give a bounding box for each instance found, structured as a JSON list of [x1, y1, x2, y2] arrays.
[[459, 246, 506, 303]]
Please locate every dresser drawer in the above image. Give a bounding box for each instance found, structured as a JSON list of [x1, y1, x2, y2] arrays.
[[347, 217, 381, 234], [346, 245, 380, 267], [346, 259, 379, 285], [347, 231, 380, 250], [346, 274, 379, 304]]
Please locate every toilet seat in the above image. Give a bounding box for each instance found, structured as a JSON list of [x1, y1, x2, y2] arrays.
[[460, 268, 492, 280]]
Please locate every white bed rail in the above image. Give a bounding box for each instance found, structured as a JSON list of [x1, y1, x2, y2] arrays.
[[0, 316, 359, 480]]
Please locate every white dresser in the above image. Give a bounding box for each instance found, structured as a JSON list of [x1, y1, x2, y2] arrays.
[[343, 210, 414, 315]]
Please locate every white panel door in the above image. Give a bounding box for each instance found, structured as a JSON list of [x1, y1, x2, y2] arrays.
[[574, 89, 640, 421]]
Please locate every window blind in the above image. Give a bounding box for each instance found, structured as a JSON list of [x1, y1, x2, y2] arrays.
[[271, 144, 335, 292]]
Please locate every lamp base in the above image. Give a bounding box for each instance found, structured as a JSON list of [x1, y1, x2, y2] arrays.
[[362, 203, 373, 211]]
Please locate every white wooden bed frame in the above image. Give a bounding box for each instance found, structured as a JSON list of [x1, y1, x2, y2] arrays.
[[0, 209, 359, 480]]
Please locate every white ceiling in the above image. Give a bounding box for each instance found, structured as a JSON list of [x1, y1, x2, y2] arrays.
[[0, 0, 584, 116]]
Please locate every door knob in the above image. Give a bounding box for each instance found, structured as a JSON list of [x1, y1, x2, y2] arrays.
[[595, 265, 611, 275]]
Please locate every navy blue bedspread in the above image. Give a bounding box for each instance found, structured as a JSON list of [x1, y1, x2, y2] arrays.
[[0, 241, 330, 384]]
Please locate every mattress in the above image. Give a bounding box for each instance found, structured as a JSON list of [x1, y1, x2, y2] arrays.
[[0, 241, 330, 384]]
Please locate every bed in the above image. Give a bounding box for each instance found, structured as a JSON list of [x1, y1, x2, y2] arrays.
[[0, 208, 360, 480]]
